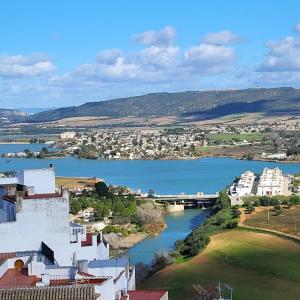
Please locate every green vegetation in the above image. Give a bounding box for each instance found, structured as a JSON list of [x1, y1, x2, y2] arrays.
[[207, 133, 262, 145], [70, 181, 138, 223], [27, 88, 300, 122], [175, 191, 240, 258], [242, 195, 300, 206], [140, 230, 300, 300], [287, 144, 300, 157], [75, 144, 99, 159], [70, 182, 164, 235]]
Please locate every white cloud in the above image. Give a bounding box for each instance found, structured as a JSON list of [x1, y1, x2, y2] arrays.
[[183, 44, 235, 74], [133, 26, 176, 47], [258, 36, 300, 72], [1, 27, 242, 107], [136, 46, 180, 67], [293, 22, 300, 32], [96, 49, 124, 65], [0, 54, 55, 78], [202, 30, 241, 45], [51, 41, 236, 88]]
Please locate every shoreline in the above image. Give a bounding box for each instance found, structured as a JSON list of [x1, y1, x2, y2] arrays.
[[105, 223, 168, 251], [2, 153, 299, 163]]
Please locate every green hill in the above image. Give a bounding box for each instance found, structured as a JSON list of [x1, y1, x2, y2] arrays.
[[27, 87, 300, 122]]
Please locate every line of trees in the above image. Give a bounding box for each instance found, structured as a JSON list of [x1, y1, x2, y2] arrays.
[[175, 191, 240, 257]]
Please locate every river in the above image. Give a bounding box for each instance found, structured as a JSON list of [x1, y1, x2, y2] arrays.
[[128, 209, 211, 265], [0, 143, 299, 264]]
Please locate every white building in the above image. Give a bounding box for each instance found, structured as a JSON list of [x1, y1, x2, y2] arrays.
[[230, 171, 255, 197], [60, 131, 76, 139], [257, 167, 285, 196], [0, 167, 166, 300]]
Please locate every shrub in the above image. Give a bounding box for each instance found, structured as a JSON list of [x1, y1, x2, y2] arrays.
[[226, 219, 239, 229]]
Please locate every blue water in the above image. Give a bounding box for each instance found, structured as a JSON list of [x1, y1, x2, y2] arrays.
[[0, 143, 299, 264], [0, 145, 298, 194], [128, 209, 211, 265], [0, 143, 60, 155]]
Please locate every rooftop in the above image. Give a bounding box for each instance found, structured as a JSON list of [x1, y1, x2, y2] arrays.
[[0, 284, 98, 300], [88, 256, 129, 269], [0, 269, 38, 288], [121, 290, 168, 300]]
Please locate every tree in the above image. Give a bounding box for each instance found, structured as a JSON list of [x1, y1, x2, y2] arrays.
[[94, 203, 110, 220], [214, 190, 231, 210], [94, 181, 109, 197], [135, 263, 151, 283], [41, 147, 49, 154], [274, 205, 283, 216], [151, 250, 174, 272], [70, 200, 82, 215], [290, 195, 300, 205], [245, 203, 255, 214]]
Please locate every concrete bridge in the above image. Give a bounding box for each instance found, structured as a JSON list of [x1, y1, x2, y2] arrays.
[[153, 192, 219, 208]]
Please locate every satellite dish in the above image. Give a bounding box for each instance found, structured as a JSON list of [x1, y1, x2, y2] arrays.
[[14, 259, 24, 270]]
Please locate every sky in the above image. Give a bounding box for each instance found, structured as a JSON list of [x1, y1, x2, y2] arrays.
[[1, 0, 300, 108]]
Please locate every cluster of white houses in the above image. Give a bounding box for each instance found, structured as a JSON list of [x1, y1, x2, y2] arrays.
[[0, 166, 168, 300], [230, 167, 291, 198]]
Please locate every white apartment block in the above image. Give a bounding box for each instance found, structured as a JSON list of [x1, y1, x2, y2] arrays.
[[230, 171, 255, 197], [257, 167, 285, 196]]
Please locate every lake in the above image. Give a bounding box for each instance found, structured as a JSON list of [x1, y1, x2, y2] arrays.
[[0, 143, 299, 194]]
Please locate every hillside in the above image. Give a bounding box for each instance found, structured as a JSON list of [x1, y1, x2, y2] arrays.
[[27, 87, 300, 123], [0, 109, 29, 124]]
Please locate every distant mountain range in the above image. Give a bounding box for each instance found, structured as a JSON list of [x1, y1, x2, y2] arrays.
[[6, 87, 300, 124], [15, 107, 58, 114]]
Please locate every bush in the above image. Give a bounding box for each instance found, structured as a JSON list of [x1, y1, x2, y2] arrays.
[[135, 263, 151, 283], [290, 195, 300, 205], [151, 250, 175, 272], [226, 219, 239, 229]]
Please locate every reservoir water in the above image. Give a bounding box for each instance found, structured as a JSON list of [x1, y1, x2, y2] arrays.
[[0, 143, 299, 264]]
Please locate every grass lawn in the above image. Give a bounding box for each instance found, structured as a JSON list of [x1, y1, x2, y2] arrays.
[[139, 230, 300, 300], [243, 206, 300, 238]]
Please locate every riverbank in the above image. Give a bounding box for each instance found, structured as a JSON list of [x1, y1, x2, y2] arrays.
[[104, 232, 149, 249], [104, 223, 167, 251], [140, 229, 300, 299]]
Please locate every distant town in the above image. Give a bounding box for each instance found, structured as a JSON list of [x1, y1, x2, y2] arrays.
[[2, 121, 299, 163]]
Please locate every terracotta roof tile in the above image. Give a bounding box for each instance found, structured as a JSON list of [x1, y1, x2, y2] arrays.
[[0, 285, 98, 300], [0, 269, 38, 288]]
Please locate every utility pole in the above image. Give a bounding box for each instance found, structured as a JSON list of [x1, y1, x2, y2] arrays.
[[218, 282, 222, 300]]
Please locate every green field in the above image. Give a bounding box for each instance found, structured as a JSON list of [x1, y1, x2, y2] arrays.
[[139, 230, 300, 300], [207, 132, 263, 143]]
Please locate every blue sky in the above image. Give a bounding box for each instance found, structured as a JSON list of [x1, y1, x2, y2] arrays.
[[1, 0, 300, 108]]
